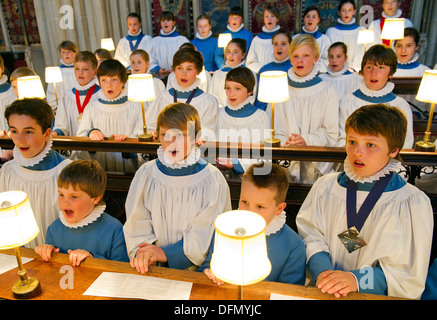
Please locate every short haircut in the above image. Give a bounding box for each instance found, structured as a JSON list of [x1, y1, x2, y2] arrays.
[[160, 11, 175, 21], [156, 102, 201, 139], [58, 160, 107, 205], [74, 51, 98, 70], [360, 44, 397, 76], [225, 66, 255, 94], [329, 41, 348, 56], [229, 6, 244, 18], [94, 48, 113, 61], [395, 27, 420, 46], [242, 162, 289, 204], [264, 5, 279, 19], [58, 40, 78, 53], [338, 0, 356, 11], [130, 49, 149, 62], [172, 47, 203, 73], [5, 98, 53, 132], [0, 55, 4, 68], [304, 6, 320, 18], [10, 67, 36, 82], [97, 59, 128, 84], [227, 38, 247, 54], [345, 104, 407, 161], [196, 14, 211, 25], [127, 12, 141, 23], [289, 34, 320, 60], [179, 42, 197, 51], [272, 28, 292, 44]]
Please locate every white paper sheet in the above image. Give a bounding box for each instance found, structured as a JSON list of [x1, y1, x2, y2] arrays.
[[83, 272, 193, 300], [0, 253, 34, 275], [270, 292, 317, 300]]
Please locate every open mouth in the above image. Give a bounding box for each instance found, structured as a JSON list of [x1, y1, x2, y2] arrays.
[[64, 209, 75, 218], [19, 147, 30, 152], [353, 160, 365, 168]]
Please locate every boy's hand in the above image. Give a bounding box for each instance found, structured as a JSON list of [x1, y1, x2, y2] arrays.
[[34, 244, 59, 261], [216, 158, 234, 170], [158, 68, 172, 77], [111, 134, 128, 141], [129, 243, 167, 274], [51, 131, 58, 137], [316, 270, 358, 298], [204, 268, 224, 286], [89, 130, 105, 141], [284, 133, 306, 147], [67, 249, 93, 267], [0, 130, 8, 137]]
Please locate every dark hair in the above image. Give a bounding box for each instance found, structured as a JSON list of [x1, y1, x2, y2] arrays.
[[94, 48, 113, 61], [225, 66, 255, 95], [338, 0, 356, 12], [196, 14, 211, 25], [59, 40, 78, 53], [97, 59, 128, 84], [172, 48, 203, 73], [160, 11, 175, 21], [304, 6, 320, 18], [127, 12, 142, 23], [360, 44, 397, 76], [329, 42, 348, 56], [74, 51, 98, 70], [229, 6, 244, 18], [227, 38, 247, 54], [58, 160, 107, 205], [272, 28, 292, 44], [156, 102, 201, 138], [5, 98, 53, 132], [179, 42, 196, 51], [264, 5, 279, 19], [395, 27, 420, 46], [242, 163, 289, 204], [130, 49, 149, 62], [345, 104, 407, 161]]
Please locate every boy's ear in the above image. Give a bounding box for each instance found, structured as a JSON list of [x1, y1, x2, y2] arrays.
[[93, 195, 103, 205], [44, 128, 52, 141], [276, 202, 287, 216], [389, 147, 400, 158]]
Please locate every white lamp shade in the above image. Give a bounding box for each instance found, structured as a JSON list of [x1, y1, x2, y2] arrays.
[[210, 210, 271, 286], [17, 76, 46, 100], [218, 33, 232, 48], [0, 191, 39, 249], [128, 74, 156, 102], [101, 38, 115, 51], [45, 67, 63, 84], [257, 71, 289, 103], [416, 70, 437, 103], [357, 29, 375, 44], [198, 67, 207, 84], [381, 18, 405, 40]]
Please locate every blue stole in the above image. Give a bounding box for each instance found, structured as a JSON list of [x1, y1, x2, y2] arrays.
[[98, 95, 128, 105], [257, 30, 277, 40], [160, 31, 181, 38], [333, 23, 360, 31], [60, 64, 73, 69], [169, 88, 203, 104], [72, 85, 101, 96], [352, 89, 396, 103], [23, 150, 67, 171], [126, 33, 146, 52], [397, 61, 420, 70], [301, 30, 323, 40], [156, 158, 208, 177], [0, 81, 11, 94], [225, 103, 258, 118], [288, 75, 322, 88]]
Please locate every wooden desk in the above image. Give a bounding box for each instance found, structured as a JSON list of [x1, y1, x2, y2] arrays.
[[0, 248, 404, 301]]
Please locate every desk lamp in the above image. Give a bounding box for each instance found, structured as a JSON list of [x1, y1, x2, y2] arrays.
[[414, 70, 437, 151], [17, 76, 46, 100], [381, 18, 404, 48], [0, 191, 41, 299], [357, 29, 374, 53], [218, 33, 232, 69], [45, 67, 63, 108], [210, 210, 271, 300], [128, 73, 156, 142], [257, 71, 289, 147]]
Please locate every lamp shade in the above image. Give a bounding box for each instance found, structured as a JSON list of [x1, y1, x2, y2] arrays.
[[218, 33, 232, 48], [17, 76, 46, 100], [210, 210, 271, 286], [0, 191, 39, 249], [198, 67, 207, 84], [127, 74, 156, 102], [357, 29, 375, 44], [45, 67, 63, 84], [381, 18, 405, 40], [101, 38, 115, 51], [416, 70, 437, 104], [257, 71, 289, 103]]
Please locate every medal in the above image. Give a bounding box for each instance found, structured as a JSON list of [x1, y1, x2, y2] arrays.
[[338, 172, 393, 253], [75, 84, 97, 121], [78, 113, 83, 123]]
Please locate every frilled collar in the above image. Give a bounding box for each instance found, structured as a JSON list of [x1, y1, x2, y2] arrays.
[[288, 65, 320, 86], [344, 157, 403, 184], [227, 24, 245, 33], [357, 80, 395, 98], [13, 137, 53, 168], [262, 25, 280, 33], [325, 63, 353, 76], [196, 31, 212, 40], [98, 87, 128, 104], [128, 29, 142, 37], [160, 27, 177, 36], [338, 17, 356, 25], [60, 205, 106, 229], [157, 145, 201, 170], [398, 52, 419, 66], [172, 77, 201, 93], [382, 9, 403, 19], [222, 60, 246, 72], [225, 97, 253, 111], [266, 211, 286, 236], [60, 59, 74, 68]]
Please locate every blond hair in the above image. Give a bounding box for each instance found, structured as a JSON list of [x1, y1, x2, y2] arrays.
[[156, 103, 201, 138], [288, 34, 320, 60], [10, 67, 37, 82]]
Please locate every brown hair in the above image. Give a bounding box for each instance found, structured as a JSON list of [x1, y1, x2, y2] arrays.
[[360, 44, 397, 76], [58, 40, 78, 53], [130, 49, 150, 62], [5, 98, 53, 132], [156, 102, 201, 139], [225, 66, 255, 95], [97, 59, 128, 84], [74, 51, 98, 70], [172, 48, 203, 73]]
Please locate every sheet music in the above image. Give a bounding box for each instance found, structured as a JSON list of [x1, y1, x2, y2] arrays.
[[0, 253, 34, 274], [83, 272, 193, 300], [270, 292, 317, 300]]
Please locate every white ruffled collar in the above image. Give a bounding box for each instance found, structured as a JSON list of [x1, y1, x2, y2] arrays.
[[60, 205, 106, 229], [382, 9, 402, 19], [302, 25, 319, 34], [337, 17, 356, 25], [326, 63, 350, 76], [273, 56, 290, 64], [266, 211, 286, 236], [60, 58, 74, 67], [227, 24, 244, 33], [262, 25, 280, 33], [226, 96, 253, 111], [161, 27, 176, 36], [0, 74, 8, 85], [128, 29, 142, 37], [225, 60, 245, 69], [196, 31, 212, 40], [75, 77, 98, 91], [344, 157, 402, 183], [13, 137, 53, 167], [98, 87, 128, 103], [157, 145, 201, 169], [398, 52, 419, 65], [288, 64, 319, 83], [358, 79, 394, 97], [173, 77, 201, 93]]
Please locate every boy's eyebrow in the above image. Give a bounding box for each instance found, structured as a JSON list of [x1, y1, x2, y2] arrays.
[[9, 126, 36, 130]]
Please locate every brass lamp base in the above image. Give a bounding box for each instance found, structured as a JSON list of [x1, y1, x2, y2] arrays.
[[138, 132, 153, 142], [415, 140, 436, 152], [264, 137, 281, 148], [12, 276, 41, 299]]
